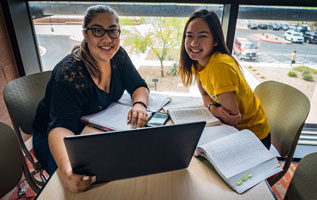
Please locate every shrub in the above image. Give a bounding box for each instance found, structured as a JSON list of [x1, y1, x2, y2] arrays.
[[248, 66, 252, 69], [169, 63, 178, 76], [260, 75, 265, 79], [293, 66, 316, 74], [302, 70, 310, 76], [292, 66, 304, 72], [302, 73, 313, 81], [252, 68, 256, 71], [287, 71, 297, 77], [256, 72, 260, 75]]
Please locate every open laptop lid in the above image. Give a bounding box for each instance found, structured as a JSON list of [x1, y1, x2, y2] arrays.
[[64, 121, 205, 183]]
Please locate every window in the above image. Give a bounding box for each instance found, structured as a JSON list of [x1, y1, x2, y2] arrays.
[[28, 1, 223, 95], [235, 5, 317, 124], [27, 2, 317, 124]]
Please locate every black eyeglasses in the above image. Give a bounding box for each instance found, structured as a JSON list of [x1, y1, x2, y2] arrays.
[[85, 27, 121, 39]]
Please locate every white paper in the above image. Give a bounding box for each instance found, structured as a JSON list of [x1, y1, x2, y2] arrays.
[[167, 107, 221, 126], [196, 125, 238, 147], [81, 93, 171, 131], [163, 96, 204, 111], [81, 103, 132, 130], [118, 93, 171, 112]]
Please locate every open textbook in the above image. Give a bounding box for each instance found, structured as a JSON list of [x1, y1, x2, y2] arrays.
[[166, 106, 221, 126], [195, 127, 282, 193], [80, 93, 171, 131]]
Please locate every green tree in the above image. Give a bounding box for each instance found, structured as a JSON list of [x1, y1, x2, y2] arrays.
[[123, 17, 186, 77]]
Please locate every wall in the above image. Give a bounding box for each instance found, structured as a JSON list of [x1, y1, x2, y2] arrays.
[[0, 5, 19, 125]]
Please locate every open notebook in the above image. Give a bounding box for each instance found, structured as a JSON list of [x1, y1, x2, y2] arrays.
[[81, 93, 171, 131]]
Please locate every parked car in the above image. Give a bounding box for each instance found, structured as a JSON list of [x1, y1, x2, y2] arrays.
[[295, 25, 310, 33], [257, 23, 267, 29], [304, 31, 317, 44], [281, 24, 290, 31], [267, 22, 274, 29], [289, 24, 297, 30], [233, 38, 257, 61], [247, 23, 258, 30], [271, 23, 281, 30], [284, 30, 304, 43]]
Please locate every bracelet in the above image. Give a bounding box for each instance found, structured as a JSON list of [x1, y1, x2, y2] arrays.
[[208, 102, 221, 111], [133, 101, 147, 109]]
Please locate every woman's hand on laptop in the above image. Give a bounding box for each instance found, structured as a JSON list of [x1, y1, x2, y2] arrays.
[[59, 162, 96, 193], [128, 103, 148, 128]]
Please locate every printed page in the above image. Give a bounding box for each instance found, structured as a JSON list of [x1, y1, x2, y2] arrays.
[[229, 158, 282, 193], [195, 125, 238, 151], [198, 129, 274, 179], [167, 107, 220, 126], [163, 96, 204, 111], [118, 93, 171, 112], [81, 103, 150, 131]]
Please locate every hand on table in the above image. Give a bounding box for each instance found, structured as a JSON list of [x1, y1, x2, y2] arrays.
[[58, 163, 96, 193], [128, 103, 148, 128]]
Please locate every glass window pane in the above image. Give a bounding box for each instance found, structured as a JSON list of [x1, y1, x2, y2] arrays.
[[234, 5, 317, 124], [28, 1, 223, 95]]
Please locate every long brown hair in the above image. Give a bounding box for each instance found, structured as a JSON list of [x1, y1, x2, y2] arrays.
[[71, 5, 119, 83], [179, 9, 231, 87]]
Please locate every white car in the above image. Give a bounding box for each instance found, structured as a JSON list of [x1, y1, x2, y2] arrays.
[[284, 30, 304, 43], [289, 24, 297, 30]]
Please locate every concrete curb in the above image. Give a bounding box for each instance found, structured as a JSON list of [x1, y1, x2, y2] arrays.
[[253, 34, 292, 44]]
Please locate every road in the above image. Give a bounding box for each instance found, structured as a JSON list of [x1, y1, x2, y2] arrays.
[[235, 28, 317, 66], [37, 35, 80, 71]]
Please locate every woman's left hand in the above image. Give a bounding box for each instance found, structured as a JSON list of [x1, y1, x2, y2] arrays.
[[127, 104, 148, 128]]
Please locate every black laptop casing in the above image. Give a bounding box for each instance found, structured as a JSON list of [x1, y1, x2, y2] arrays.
[[64, 121, 205, 183]]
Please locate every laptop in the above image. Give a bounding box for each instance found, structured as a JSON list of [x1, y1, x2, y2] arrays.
[[64, 121, 206, 183]]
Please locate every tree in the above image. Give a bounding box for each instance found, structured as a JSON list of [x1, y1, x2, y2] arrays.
[[123, 17, 186, 77]]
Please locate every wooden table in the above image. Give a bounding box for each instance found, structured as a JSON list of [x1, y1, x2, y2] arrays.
[[36, 95, 276, 200]]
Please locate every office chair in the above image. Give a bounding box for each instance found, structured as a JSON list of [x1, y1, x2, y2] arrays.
[[0, 121, 40, 198], [3, 71, 52, 186], [284, 152, 317, 200], [254, 80, 310, 186]]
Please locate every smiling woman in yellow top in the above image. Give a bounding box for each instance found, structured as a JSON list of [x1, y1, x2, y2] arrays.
[[179, 9, 270, 148]]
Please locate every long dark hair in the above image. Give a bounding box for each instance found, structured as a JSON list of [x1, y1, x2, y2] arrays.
[[179, 9, 231, 87], [71, 5, 119, 83]]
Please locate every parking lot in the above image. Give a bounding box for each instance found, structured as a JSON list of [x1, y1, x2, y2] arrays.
[[235, 21, 317, 68]]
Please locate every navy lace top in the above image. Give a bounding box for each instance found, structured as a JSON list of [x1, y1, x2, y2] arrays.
[[33, 47, 148, 135]]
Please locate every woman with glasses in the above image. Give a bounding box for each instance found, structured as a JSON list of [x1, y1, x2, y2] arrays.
[[32, 5, 149, 192]]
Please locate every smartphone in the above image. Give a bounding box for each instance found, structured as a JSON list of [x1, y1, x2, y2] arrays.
[[146, 112, 169, 127]]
